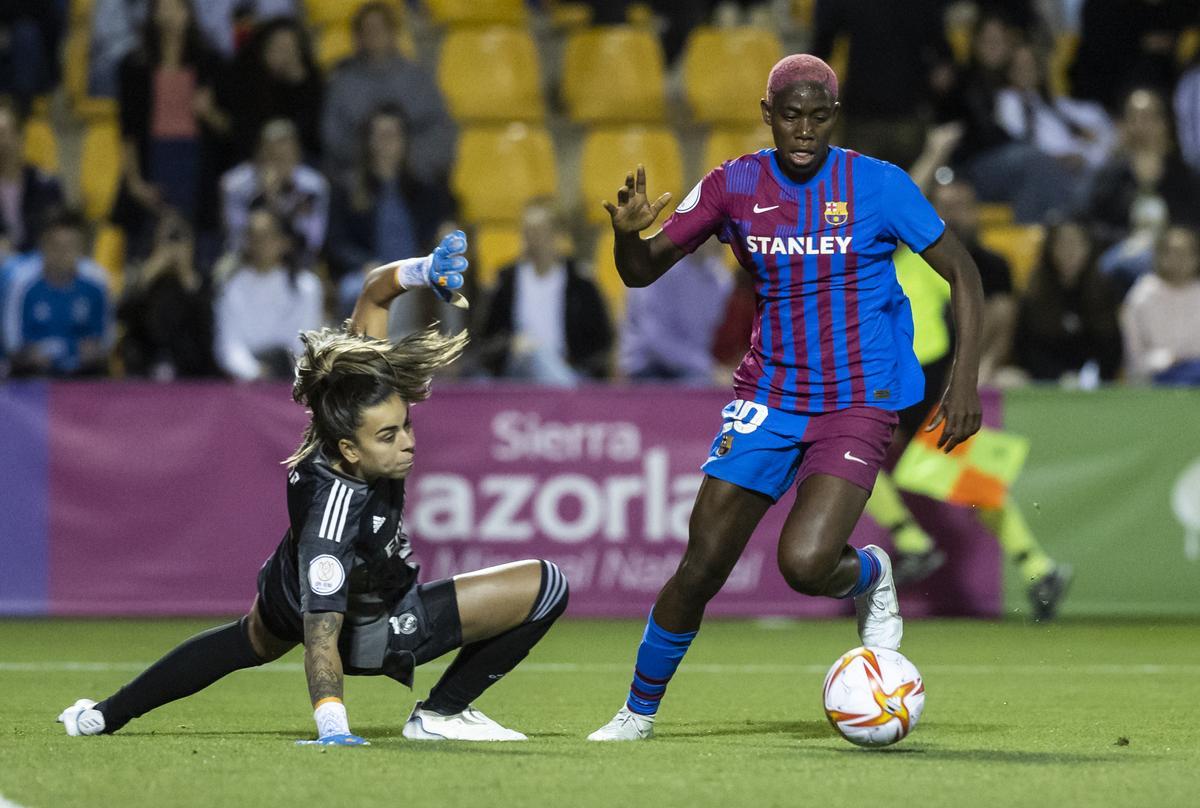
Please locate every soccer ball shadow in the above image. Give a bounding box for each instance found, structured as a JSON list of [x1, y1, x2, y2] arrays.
[[665, 719, 832, 740]]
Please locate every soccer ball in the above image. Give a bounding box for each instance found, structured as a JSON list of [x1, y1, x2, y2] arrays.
[[822, 646, 925, 747]]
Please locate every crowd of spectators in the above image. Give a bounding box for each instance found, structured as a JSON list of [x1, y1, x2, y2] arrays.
[[0, 0, 1197, 389]]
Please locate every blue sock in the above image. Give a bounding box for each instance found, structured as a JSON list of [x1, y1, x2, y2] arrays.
[[625, 610, 697, 716], [843, 547, 882, 598]]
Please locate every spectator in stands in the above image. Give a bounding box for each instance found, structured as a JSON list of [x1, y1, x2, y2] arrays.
[[1, 210, 111, 377], [327, 105, 456, 321], [1176, 55, 1200, 173], [479, 198, 612, 384], [1121, 225, 1200, 385], [619, 237, 732, 383], [117, 211, 217, 380], [228, 18, 322, 163], [1096, 193, 1168, 302], [91, 0, 295, 96], [941, 15, 1077, 221], [0, 2, 64, 115], [930, 178, 1017, 384], [1078, 88, 1200, 247], [213, 207, 324, 381], [1014, 218, 1122, 385], [1069, 0, 1194, 112], [221, 119, 328, 267], [813, 0, 955, 168], [995, 43, 1114, 174], [0, 100, 64, 262], [115, 0, 232, 249], [320, 2, 456, 185]]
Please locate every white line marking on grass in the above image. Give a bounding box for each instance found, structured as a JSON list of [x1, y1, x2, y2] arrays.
[[0, 793, 29, 808], [3, 661, 1200, 675]]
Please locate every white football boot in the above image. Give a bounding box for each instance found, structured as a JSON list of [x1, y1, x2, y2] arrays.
[[586, 706, 655, 741], [854, 544, 903, 650], [57, 699, 106, 736], [402, 702, 527, 741]]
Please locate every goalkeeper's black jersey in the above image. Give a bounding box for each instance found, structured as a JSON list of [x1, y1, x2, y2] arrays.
[[262, 449, 418, 628]]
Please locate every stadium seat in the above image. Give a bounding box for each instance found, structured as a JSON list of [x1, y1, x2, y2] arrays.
[[303, 0, 404, 28], [580, 126, 683, 225], [977, 203, 1014, 229], [561, 26, 666, 123], [473, 224, 522, 289], [979, 223, 1044, 293], [438, 27, 545, 123], [70, 0, 93, 23], [424, 0, 528, 26], [547, 1, 592, 30], [589, 227, 627, 320], [92, 223, 126, 295], [22, 116, 59, 174], [704, 126, 772, 170], [80, 120, 123, 222], [682, 27, 783, 125], [452, 123, 558, 224]]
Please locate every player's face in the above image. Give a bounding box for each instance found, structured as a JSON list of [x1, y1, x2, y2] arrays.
[[1156, 227, 1200, 286], [347, 393, 415, 481], [761, 82, 838, 180]]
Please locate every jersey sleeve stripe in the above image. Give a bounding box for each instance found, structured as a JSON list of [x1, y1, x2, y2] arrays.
[[317, 480, 341, 539], [329, 483, 354, 543]]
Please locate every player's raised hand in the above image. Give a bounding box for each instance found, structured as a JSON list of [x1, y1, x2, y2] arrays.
[[378, 229, 470, 309], [602, 164, 672, 235]]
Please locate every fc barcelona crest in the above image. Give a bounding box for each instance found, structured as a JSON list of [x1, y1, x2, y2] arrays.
[[716, 434, 734, 457], [824, 201, 848, 226]]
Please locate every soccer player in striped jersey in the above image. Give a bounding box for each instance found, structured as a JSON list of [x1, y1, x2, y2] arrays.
[[58, 232, 569, 745], [589, 55, 985, 741]]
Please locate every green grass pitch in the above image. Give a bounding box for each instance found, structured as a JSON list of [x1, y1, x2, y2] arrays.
[[4, 618, 1198, 808]]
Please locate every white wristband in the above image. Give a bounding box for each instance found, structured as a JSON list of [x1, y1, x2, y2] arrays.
[[393, 255, 432, 290], [314, 699, 350, 738]]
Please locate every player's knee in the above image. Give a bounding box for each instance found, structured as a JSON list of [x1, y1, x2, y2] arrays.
[[243, 612, 289, 663], [528, 559, 569, 623], [674, 554, 733, 603], [778, 545, 838, 595]]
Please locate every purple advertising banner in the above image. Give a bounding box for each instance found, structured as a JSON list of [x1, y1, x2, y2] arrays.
[[0, 382, 1001, 618]]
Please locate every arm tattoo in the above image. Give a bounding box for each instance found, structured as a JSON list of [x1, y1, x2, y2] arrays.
[[303, 611, 344, 704]]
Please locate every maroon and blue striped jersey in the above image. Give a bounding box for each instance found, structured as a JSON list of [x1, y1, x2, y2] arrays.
[[661, 146, 945, 414]]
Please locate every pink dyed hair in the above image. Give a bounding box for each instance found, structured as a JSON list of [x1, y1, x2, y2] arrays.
[[765, 54, 838, 105]]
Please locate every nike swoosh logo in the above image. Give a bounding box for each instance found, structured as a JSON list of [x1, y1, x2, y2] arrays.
[[752, 204, 779, 213], [844, 451, 869, 465]]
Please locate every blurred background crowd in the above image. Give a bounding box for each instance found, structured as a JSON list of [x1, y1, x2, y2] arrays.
[[1, 0, 1199, 388]]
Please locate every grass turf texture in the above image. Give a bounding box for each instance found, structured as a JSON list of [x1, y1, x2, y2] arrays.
[[4, 618, 1197, 808]]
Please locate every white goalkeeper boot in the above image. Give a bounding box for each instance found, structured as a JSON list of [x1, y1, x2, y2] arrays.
[[855, 544, 903, 650], [587, 706, 655, 741], [403, 702, 527, 741], [57, 699, 106, 736]]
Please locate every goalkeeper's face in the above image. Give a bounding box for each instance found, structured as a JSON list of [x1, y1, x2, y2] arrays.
[[338, 393, 415, 482]]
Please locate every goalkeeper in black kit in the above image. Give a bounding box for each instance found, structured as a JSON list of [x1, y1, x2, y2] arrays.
[[57, 232, 569, 745]]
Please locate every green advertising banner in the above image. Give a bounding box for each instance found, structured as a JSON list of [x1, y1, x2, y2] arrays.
[[1004, 387, 1200, 616]]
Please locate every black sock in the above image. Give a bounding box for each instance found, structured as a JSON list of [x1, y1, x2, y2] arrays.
[[423, 560, 568, 716], [96, 618, 264, 733]]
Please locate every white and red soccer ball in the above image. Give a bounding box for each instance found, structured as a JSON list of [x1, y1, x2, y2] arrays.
[[823, 646, 925, 747]]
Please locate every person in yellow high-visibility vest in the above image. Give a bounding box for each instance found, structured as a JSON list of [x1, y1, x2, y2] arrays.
[[868, 244, 1073, 620]]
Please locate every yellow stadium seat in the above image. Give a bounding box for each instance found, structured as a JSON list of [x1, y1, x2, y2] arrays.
[[473, 224, 522, 288], [70, 0, 94, 23], [22, 117, 59, 174], [438, 27, 545, 123], [80, 120, 123, 222], [580, 126, 683, 225], [92, 223, 126, 295], [682, 27, 783, 125], [590, 227, 627, 320], [1178, 27, 1200, 65], [424, 0, 527, 26], [979, 223, 1044, 293], [452, 123, 558, 224], [704, 126, 773, 170], [977, 203, 1014, 229], [304, 0, 404, 28], [1049, 33, 1080, 97], [561, 26, 666, 123], [547, 0, 592, 30]]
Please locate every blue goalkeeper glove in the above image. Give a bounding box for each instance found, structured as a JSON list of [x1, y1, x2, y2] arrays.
[[392, 230, 469, 308], [296, 733, 370, 747]]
